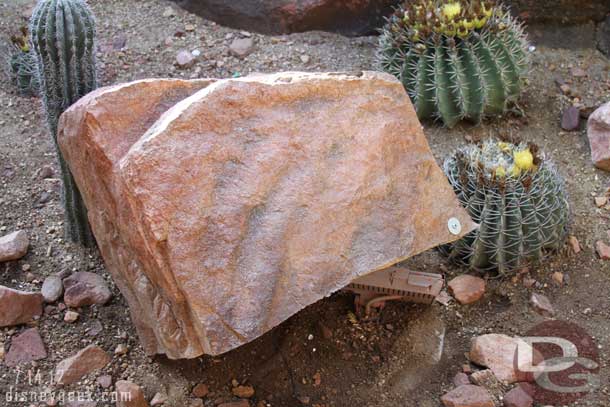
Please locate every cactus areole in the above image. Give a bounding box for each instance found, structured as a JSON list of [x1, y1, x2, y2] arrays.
[[440, 140, 569, 274], [377, 0, 529, 127], [30, 0, 98, 246]]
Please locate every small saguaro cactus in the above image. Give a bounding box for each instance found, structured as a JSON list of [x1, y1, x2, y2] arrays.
[[377, 0, 529, 127], [30, 0, 98, 246], [8, 27, 39, 95], [440, 139, 569, 274]]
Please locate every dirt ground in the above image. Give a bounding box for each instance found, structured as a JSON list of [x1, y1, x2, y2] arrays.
[[1, 0, 609, 406]]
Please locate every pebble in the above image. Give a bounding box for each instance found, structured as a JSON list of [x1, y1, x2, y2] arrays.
[[469, 334, 535, 383], [551, 272, 564, 285], [530, 293, 555, 317], [561, 106, 580, 131], [162, 6, 175, 17], [115, 380, 148, 407], [595, 196, 608, 207], [41, 275, 63, 303], [595, 241, 610, 260], [568, 235, 581, 254], [504, 384, 534, 407], [232, 385, 255, 398], [0, 285, 43, 327], [97, 374, 112, 388], [229, 37, 255, 58], [150, 392, 168, 406], [176, 50, 196, 69], [63, 272, 112, 307], [115, 343, 129, 355], [441, 384, 494, 407], [192, 382, 209, 398], [4, 328, 47, 367], [0, 230, 29, 262], [64, 310, 79, 323], [448, 275, 486, 304], [55, 345, 111, 385]]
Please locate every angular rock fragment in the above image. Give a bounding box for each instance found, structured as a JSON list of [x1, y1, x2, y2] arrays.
[[55, 345, 111, 385], [4, 328, 47, 367], [587, 102, 610, 172], [115, 380, 149, 407], [0, 285, 43, 327], [469, 334, 537, 384], [58, 73, 475, 358], [448, 275, 486, 304]]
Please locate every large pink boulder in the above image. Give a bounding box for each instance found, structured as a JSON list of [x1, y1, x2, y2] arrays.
[[58, 72, 475, 358], [587, 101, 610, 172]]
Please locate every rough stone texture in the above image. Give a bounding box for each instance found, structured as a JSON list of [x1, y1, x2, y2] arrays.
[[171, 0, 399, 36], [529, 293, 555, 317], [58, 73, 475, 358], [0, 230, 29, 262], [507, 0, 608, 24], [41, 275, 64, 303], [587, 102, 610, 172], [4, 328, 47, 367], [0, 285, 43, 327], [453, 372, 471, 387], [63, 272, 112, 308], [55, 345, 111, 385], [504, 385, 534, 407], [561, 106, 580, 131], [115, 380, 149, 407], [171, 0, 608, 37], [440, 384, 494, 407], [229, 37, 254, 58], [448, 275, 486, 305], [469, 334, 537, 384]]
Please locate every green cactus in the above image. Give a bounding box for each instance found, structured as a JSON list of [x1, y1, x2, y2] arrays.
[[30, 0, 97, 247], [377, 0, 529, 127], [440, 139, 569, 274], [8, 27, 39, 95]]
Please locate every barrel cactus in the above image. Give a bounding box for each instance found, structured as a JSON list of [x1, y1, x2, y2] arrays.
[[8, 27, 39, 95], [30, 0, 98, 246], [377, 0, 529, 127], [440, 140, 569, 274]]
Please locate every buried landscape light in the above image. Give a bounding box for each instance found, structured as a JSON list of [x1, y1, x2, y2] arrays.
[[57, 71, 475, 359]]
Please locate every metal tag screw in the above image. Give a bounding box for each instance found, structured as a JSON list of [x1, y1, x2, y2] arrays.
[[448, 217, 462, 235]]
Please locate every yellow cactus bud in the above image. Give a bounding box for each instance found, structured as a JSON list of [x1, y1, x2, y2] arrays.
[[497, 141, 512, 152], [495, 166, 506, 178], [442, 2, 462, 20], [510, 165, 521, 178], [513, 149, 534, 171], [462, 19, 474, 30], [474, 17, 488, 29]]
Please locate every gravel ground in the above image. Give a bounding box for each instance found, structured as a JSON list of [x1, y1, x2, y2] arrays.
[[1, 0, 609, 406]]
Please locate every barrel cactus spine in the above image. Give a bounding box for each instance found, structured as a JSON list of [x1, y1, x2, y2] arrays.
[[377, 0, 529, 127], [30, 0, 98, 246], [440, 139, 569, 274]]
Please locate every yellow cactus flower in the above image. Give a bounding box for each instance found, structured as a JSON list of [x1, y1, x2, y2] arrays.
[[495, 166, 506, 178], [474, 16, 488, 29], [510, 165, 521, 178], [498, 141, 512, 152], [442, 2, 462, 20], [513, 149, 534, 171], [461, 19, 474, 30]]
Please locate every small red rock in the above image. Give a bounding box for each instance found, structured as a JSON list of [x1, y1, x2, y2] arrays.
[[63, 272, 112, 308], [441, 384, 494, 407], [150, 392, 168, 406], [469, 334, 535, 384], [0, 285, 43, 327], [561, 106, 580, 131], [595, 241, 610, 260], [64, 310, 79, 323], [551, 272, 564, 285], [587, 101, 610, 171], [55, 345, 111, 385], [4, 328, 47, 367], [503, 385, 534, 407], [0, 230, 29, 262], [232, 385, 255, 398], [192, 383, 209, 398], [530, 293, 555, 317], [97, 374, 113, 388], [448, 275, 486, 304], [115, 380, 149, 407], [453, 372, 470, 387]]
